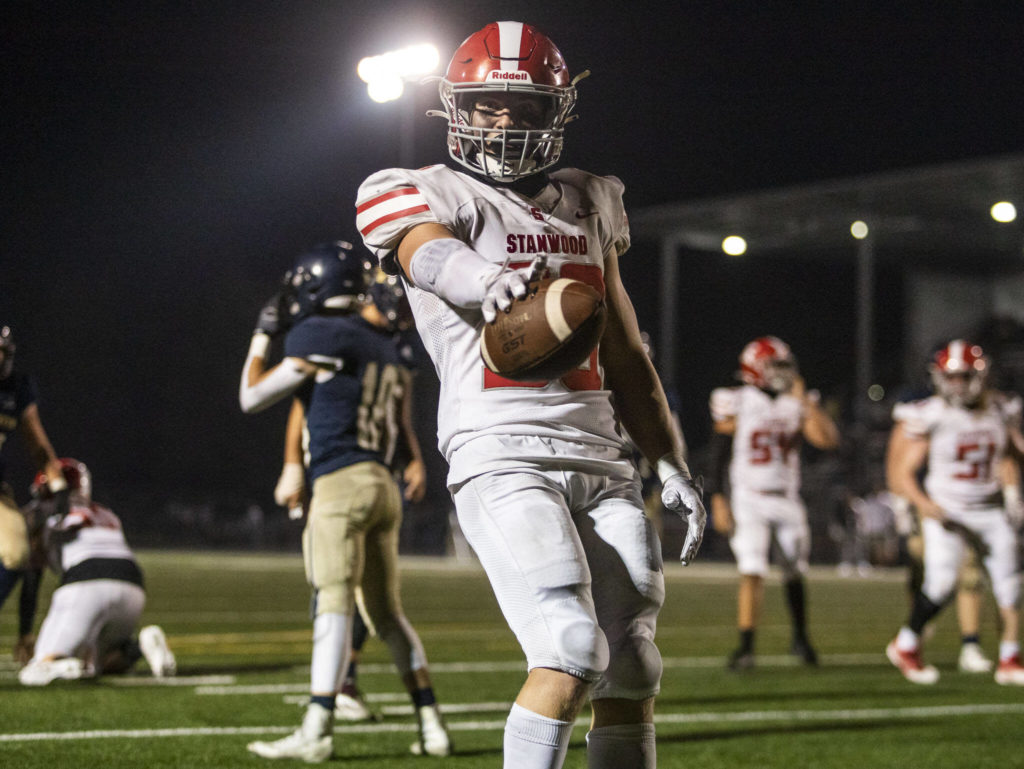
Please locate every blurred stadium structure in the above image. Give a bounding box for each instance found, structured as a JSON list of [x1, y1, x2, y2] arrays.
[[629, 152, 1024, 566]]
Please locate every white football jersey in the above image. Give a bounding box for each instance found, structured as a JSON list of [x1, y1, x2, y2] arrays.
[[46, 503, 134, 573], [710, 385, 804, 496], [892, 392, 1022, 511], [356, 165, 631, 484]]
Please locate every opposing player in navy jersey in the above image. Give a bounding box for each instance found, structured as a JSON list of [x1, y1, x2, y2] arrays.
[[0, 325, 68, 662], [240, 242, 449, 762], [355, 22, 705, 769], [271, 271, 425, 724]]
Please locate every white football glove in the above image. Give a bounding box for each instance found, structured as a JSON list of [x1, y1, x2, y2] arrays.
[[481, 256, 548, 323], [662, 474, 707, 566]]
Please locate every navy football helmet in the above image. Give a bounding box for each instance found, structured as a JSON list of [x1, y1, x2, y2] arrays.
[[0, 325, 14, 379], [368, 272, 414, 331], [283, 241, 374, 322]]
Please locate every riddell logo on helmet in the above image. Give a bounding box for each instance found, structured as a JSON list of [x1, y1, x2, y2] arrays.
[[486, 70, 532, 82]]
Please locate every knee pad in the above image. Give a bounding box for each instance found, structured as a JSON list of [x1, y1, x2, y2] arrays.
[[592, 633, 662, 700], [991, 572, 1021, 610], [525, 586, 609, 683], [313, 583, 352, 616], [922, 571, 958, 607]]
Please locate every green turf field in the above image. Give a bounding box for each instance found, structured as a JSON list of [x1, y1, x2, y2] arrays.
[[0, 551, 1019, 768]]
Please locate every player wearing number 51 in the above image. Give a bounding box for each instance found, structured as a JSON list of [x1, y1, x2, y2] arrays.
[[356, 21, 705, 769], [239, 242, 450, 762], [707, 337, 839, 671], [885, 340, 1024, 685]]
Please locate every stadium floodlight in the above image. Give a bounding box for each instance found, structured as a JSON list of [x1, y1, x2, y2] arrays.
[[358, 43, 440, 103], [991, 201, 1017, 223], [850, 220, 869, 240], [722, 235, 747, 256]]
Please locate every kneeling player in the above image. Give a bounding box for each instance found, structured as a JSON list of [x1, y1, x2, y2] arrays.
[[18, 458, 175, 685]]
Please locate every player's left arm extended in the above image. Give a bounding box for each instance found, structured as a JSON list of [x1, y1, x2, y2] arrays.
[[599, 250, 706, 564], [238, 333, 316, 414], [397, 368, 427, 503]]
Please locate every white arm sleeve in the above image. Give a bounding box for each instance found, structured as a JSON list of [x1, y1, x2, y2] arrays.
[[239, 351, 312, 414], [407, 237, 501, 309]]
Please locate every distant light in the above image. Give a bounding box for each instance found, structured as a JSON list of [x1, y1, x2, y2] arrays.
[[867, 384, 885, 402], [358, 43, 440, 102], [991, 201, 1017, 223], [722, 235, 747, 256], [850, 220, 869, 240], [367, 75, 404, 103]]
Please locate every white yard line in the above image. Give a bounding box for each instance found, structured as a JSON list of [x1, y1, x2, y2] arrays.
[[3, 703, 1023, 742]]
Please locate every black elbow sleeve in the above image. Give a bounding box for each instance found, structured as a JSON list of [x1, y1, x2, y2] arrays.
[[705, 431, 733, 496]]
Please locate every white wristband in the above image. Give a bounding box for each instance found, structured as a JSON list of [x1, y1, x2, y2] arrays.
[[656, 453, 692, 484], [248, 333, 271, 359]]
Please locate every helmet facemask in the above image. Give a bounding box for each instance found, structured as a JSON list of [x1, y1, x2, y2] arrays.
[[438, 80, 575, 182], [763, 359, 797, 394], [931, 369, 986, 408], [930, 340, 988, 408]]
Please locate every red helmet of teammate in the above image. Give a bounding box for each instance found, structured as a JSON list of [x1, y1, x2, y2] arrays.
[[739, 336, 797, 393], [32, 457, 92, 505], [435, 21, 580, 182], [930, 339, 988, 407]]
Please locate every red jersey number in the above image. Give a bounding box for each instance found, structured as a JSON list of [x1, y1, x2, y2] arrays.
[[482, 262, 605, 392]]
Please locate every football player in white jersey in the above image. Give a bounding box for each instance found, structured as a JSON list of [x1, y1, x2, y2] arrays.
[[707, 337, 840, 670], [17, 458, 176, 685], [355, 21, 705, 769], [886, 340, 1024, 685], [885, 409, 995, 674]]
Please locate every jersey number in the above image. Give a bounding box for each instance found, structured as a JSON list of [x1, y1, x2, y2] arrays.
[[953, 441, 996, 481], [482, 262, 605, 392], [357, 363, 403, 461], [749, 430, 796, 464]]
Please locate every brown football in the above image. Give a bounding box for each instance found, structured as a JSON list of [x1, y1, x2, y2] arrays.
[[480, 277, 606, 382]]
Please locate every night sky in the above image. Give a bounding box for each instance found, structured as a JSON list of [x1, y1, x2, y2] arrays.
[[4, 2, 1023, 543]]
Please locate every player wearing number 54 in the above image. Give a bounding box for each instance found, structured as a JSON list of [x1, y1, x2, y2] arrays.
[[707, 337, 840, 672]]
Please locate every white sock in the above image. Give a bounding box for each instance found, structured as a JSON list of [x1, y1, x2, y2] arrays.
[[503, 703, 574, 769], [310, 612, 351, 694], [586, 722, 656, 769], [896, 627, 920, 652], [999, 640, 1020, 662]]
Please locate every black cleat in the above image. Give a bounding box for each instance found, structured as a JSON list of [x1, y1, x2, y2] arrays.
[[727, 649, 755, 671], [790, 638, 819, 666]]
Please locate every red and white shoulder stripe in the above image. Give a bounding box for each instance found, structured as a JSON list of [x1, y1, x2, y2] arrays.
[[356, 184, 431, 240]]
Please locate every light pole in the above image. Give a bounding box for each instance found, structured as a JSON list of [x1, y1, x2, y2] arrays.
[[357, 43, 440, 168]]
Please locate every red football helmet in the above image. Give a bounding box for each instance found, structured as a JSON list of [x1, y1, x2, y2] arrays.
[[434, 21, 580, 182], [930, 339, 988, 407], [32, 457, 92, 504], [739, 336, 797, 393]]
